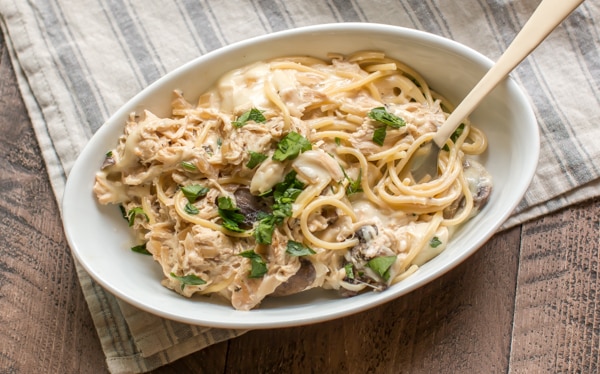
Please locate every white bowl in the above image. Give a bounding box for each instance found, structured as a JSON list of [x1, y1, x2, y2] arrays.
[[62, 23, 539, 329]]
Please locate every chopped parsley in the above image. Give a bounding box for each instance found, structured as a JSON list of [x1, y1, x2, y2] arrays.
[[272, 131, 312, 161], [254, 217, 280, 244], [181, 161, 197, 171], [368, 107, 406, 128], [181, 185, 208, 215], [451, 123, 465, 142], [127, 207, 148, 227], [344, 263, 355, 280], [272, 171, 304, 215], [372, 126, 387, 146], [342, 167, 363, 195], [217, 196, 246, 232], [131, 243, 151, 255], [366, 256, 396, 281], [368, 107, 406, 145], [253, 171, 305, 244], [246, 151, 268, 169], [184, 202, 199, 215], [429, 236, 443, 248], [239, 250, 268, 278], [286, 240, 315, 257], [170, 272, 206, 290], [232, 108, 266, 127], [254, 215, 277, 245], [181, 184, 209, 203]]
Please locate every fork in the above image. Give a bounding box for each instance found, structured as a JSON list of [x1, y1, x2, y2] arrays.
[[409, 0, 585, 183]]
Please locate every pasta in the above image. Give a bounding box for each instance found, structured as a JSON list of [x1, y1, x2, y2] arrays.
[[93, 51, 492, 310]]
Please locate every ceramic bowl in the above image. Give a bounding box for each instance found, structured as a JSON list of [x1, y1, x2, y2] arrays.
[[62, 23, 539, 328]]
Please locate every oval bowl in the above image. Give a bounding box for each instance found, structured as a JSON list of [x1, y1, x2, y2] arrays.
[[62, 23, 539, 329]]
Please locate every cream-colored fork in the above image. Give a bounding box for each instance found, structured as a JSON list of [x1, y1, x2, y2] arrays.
[[410, 0, 585, 182]]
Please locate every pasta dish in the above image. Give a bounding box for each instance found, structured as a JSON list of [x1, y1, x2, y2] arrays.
[[94, 51, 492, 310]]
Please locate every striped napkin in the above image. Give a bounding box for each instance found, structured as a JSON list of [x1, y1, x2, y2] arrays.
[[1, 0, 598, 372]]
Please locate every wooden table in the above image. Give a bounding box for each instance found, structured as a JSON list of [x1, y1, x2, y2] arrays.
[[1, 31, 598, 373]]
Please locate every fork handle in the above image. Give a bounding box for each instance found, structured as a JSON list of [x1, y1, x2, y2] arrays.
[[433, 0, 585, 147]]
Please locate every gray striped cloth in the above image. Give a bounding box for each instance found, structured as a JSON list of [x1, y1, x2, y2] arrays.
[[1, 0, 599, 372]]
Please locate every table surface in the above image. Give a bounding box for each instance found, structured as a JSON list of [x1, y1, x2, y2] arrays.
[[1, 31, 598, 374]]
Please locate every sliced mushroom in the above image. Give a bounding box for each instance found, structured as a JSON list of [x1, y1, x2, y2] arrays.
[[463, 159, 492, 212], [271, 259, 316, 297], [444, 159, 493, 218], [356, 225, 378, 243], [338, 225, 391, 297], [233, 186, 272, 228]]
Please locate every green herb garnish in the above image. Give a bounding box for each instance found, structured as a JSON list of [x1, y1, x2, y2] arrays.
[[131, 243, 151, 255], [246, 151, 268, 169], [272, 131, 312, 161], [181, 161, 197, 171], [254, 215, 278, 245], [272, 171, 304, 213], [286, 240, 316, 257], [217, 196, 246, 232], [366, 256, 396, 281], [170, 272, 206, 290], [232, 108, 266, 127], [451, 123, 465, 142], [253, 171, 305, 244], [372, 126, 387, 146], [342, 167, 363, 195], [254, 217, 278, 245], [344, 263, 355, 280], [239, 250, 268, 278], [368, 107, 406, 145], [368, 107, 406, 128], [181, 184, 209, 203], [429, 236, 443, 248], [184, 203, 199, 215], [127, 207, 148, 227]]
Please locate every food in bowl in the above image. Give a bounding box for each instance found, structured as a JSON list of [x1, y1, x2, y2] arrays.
[[93, 51, 492, 311]]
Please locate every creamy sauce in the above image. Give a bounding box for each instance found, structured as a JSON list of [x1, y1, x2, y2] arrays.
[[218, 62, 272, 114]]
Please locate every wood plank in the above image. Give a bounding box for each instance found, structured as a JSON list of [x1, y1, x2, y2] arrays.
[[0, 33, 106, 373], [146, 341, 229, 373], [223, 226, 521, 373], [510, 197, 600, 373]]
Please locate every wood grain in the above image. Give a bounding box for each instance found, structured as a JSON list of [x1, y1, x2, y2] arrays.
[[510, 197, 600, 373], [0, 27, 598, 373], [0, 32, 106, 372]]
